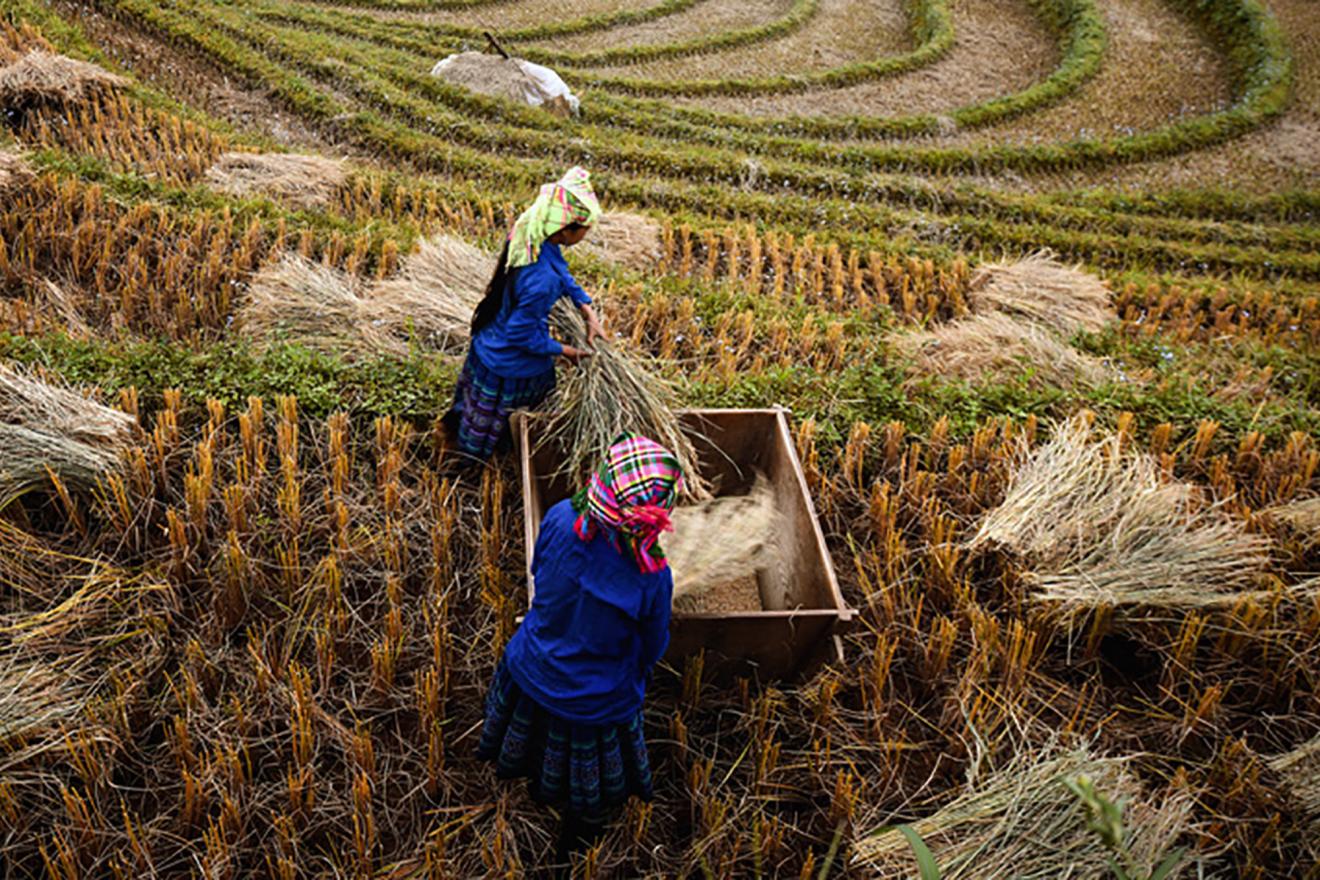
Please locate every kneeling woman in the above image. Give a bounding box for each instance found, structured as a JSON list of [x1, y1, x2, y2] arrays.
[[478, 434, 681, 863], [444, 166, 608, 461]]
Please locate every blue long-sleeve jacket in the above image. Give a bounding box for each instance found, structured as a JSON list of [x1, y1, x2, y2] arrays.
[[503, 499, 673, 725], [471, 243, 592, 379]]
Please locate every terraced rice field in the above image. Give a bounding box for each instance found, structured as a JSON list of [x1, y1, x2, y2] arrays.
[[0, 0, 1317, 874]]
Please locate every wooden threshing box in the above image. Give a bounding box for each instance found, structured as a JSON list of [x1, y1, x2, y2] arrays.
[[514, 409, 853, 680]]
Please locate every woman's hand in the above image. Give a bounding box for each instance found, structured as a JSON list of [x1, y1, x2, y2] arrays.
[[580, 303, 608, 348], [560, 345, 593, 365]]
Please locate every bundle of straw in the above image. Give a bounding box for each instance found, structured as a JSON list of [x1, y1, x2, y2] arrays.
[[238, 255, 406, 358], [368, 233, 493, 352], [0, 657, 77, 746], [1269, 735, 1320, 826], [0, 367, 136, 509], [853, 747, 1200, 878], [967, 417, 1270, 612], [204, 151, 348, 211], [968, 250, 1114, 335], [0, 148, 33, 194], [893, 311, 1111, 390], [537, 301, 709, 498], [1265, 497, 1320, 547], [575, 212, 664, 271], [668, 472, 775, 607], [0, 50, 127, 108]]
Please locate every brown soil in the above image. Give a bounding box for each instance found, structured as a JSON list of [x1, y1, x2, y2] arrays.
[[51, 0, 332, 150], [972, 0, 1320, 194], [545, 0, 794, 53], [666, 0, 1049, 118], [577, 0, 907, 84], [675, 573, 764, 613]]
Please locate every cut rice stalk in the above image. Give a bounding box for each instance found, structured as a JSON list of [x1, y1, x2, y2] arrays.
[[1265, 497, 1320, 546], [893, 311, 1112, 390], [575, 212, 664, 272], [853, 746, 1202, 878], [368, 234, 494, 353], [967, 417, 1270, 613], [968, 250, 1114, 336], [537, 301, 710, 499], [204, 151, 348, 211]]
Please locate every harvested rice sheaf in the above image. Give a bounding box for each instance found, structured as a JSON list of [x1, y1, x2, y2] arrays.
[[238, 255, 405, 358], [538, 301, 709, 499], [0, 367, 136, 508], [203, 151, 348, 211], [853, 747, 1202, 878], [0, 148, 32, 194], [968, 251, 1115, 336], [575, 212, 664, 272], [1265, 497, 1320, 547], [893, 311, 1111, 390], [0, 50, 127, 109], [1269, 735, 1320, 825], [967, 417, 1271, 612], [368, 234, 493, 353]]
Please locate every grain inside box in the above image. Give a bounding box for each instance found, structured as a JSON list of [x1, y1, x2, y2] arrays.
[[514, 408, 854, 679]]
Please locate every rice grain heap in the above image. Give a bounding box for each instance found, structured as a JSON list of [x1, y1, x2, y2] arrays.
[[203, 151, 348, 211], [238, 255, 405, 359], [968, 250, 1115, 335], [892, 311, 1111, 390], [367, 234, 493, 353], [575, 213, 664, 272], [853, 747, 1202, 878], [0, 366, 136, 509], [967, 417, 1271, 614], [0, 50, 127, 109], [669, 473, 775, 611], [538, 301, 709, 499]]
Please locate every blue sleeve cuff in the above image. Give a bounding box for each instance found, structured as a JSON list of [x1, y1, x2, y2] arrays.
[[566, 279, 592, 306]]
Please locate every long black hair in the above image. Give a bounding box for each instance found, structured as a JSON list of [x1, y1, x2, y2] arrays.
[[470, 224, 588, 334], [471, 240, 515, 334]]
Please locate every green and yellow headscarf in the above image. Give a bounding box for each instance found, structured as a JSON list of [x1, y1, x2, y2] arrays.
[[506, 166, 602, 269]]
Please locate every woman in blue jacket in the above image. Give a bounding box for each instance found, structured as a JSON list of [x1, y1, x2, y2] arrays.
[[443, 166, 608, 460], [478, 433, 681, 866]]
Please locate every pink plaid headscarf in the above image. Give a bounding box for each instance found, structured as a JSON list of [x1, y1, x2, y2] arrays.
[[572, 434, 683, 574]]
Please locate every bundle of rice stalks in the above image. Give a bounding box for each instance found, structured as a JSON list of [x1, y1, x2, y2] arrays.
[[1269, 736, 1320, 826], [853, 746, 1201, 878], [0, 367, 136, 509], [967, 417, 1271, 612], [538, 301, 709, 499], [0, 50, 127, 110], [0, 657, 78, 747], [575, 212, 664, 272], [238, 255, 406, 358], [669, 473, 775, 611], [0, 147, 32, 193], [968, 251, 1114, 336], [1264, 497, 1320, 547], [892, 311, 1111, 390], [368, 233, 493, 352], [203, 151, 348, 211]]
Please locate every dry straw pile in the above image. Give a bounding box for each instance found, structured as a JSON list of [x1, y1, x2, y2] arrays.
[[538, 301, 708, 498], [967, 417, 1270, 613], [0, 366, 136, 509], [0, 148, 33, 194], [238, 255, 404, 358], [0, 50, 126, 109], [204, 151, 348, 211], [853, 747, 1200, 878], [968, 250, 1114, 336], [894, 311, 1111, 390], [893, 252, 1115, 388], [576, 212, 665, 272], [1269, 736, 1320, 832], [370, 234, 493, 352], [1266, 496, 1320, 547], [431, 51, 578, 117], [669, 472, 775, 611]]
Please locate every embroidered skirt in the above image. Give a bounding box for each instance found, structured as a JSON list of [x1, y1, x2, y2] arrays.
[[445, 350, 555, 461], [477, 658, 654, 823]]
